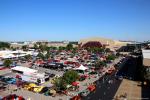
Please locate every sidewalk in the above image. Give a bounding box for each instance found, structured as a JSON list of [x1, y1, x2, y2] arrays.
[[114, 79, 141, 100]]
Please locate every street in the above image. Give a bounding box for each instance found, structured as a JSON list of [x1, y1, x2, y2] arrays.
[[83, 56, 137, 100], [83, 71, 122, 100]]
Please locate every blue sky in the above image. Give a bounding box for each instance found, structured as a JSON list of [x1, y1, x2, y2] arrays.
[[0, 0, 150, 41]]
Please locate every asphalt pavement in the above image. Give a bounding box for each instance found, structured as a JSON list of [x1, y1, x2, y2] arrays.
[[83, 57, 133, 100], [83, 71, 122, 100]]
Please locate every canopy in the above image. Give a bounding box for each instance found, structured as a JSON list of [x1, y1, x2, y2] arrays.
[[74, 64, 88, 71]]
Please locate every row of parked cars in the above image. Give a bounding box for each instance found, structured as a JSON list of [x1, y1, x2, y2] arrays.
[[114, 57, 132, 80], [0, 94, 25, 100], [23, 83, 57, 96], [71, 84, 96, 100], [38, 62, 66, 70], [0, 76, 16, 84]]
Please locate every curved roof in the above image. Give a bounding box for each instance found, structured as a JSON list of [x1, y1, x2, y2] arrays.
[[82, 41, 102, 48]]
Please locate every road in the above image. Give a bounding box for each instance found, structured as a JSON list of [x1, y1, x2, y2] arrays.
[[82, 71, 122, 100], [83, 56, 137, 100]]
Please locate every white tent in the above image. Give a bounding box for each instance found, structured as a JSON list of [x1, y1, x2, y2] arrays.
[[74, 64, 88, 71]]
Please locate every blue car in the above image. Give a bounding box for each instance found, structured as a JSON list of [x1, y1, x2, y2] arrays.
[[5, 78, 16, 84]]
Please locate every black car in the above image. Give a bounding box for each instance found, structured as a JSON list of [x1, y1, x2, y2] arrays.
[[39, 87, 49, 94]]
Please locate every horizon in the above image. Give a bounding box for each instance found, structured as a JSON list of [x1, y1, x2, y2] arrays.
[[0, 0, 150, 42]]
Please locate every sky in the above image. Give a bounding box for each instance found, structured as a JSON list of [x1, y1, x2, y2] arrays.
[[0, 0, 150, 42]]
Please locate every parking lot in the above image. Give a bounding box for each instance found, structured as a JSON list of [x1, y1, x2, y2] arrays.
[[0, 53, 126, 100]]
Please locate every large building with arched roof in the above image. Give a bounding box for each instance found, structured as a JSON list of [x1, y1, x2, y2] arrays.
[[79, 37, 130, 50]]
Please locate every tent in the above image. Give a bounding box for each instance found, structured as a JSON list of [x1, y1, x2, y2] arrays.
[[74, 64, 88, 71]]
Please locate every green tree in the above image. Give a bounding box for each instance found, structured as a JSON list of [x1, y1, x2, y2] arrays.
[[0, 42, 10, 49], [54, 77, 67, 91], [58, 46, 66, 51], [95, 61, 107, 69], [105, 48, 111, 53], [45, 52, 51, 60], [24, 54, 32, 60], [4, 59, 12, 67], [37, 52, 45, 60], [39, 44, 47, 52], [63, 70, 79, 84], [66, 43, 73, 51], [72, 47, 78, 54], [33, 44, 38, 49], [22, 45, 28, 51], [87, 47, 104, 53], [106, 55, 116, 61]]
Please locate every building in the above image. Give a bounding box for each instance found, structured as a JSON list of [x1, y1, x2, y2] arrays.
[[142, 49, 150, 67], [79, 37, 131, 50], [0, 50, 38, 59]]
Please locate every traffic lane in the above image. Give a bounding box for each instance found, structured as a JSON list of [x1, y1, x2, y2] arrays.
[[116, 57, 137, 80], [83, 77, 122, 100], [82, 57, 128, 100], [83, 72, 122, 100]]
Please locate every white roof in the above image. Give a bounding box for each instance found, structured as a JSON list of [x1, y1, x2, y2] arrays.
[[11, 66, 38, 73], [142, 49, 150, 59]]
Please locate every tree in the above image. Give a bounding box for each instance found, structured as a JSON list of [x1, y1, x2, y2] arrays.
[[24, 54, 32, 60], [58, 46, 66, 51], [95, 61, 107, 69], [87, 47, 104, 53], [39, 44, 47, 52], [37, 52, 45, 60], [0, 42, 10, 49], [106, 54, 116, 61], [33, 44, 38, 49], [66, 43, 73, 51], [54, 77, 67, 91], [63, 70, 79, 84], [4, 59, 12, 67], [45, 52, 50, 60], [22, 45, 28, 51], [105, 48, 111, 53], [72, 47, 78, 54]]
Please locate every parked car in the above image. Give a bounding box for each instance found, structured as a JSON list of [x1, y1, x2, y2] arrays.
[[6, 78, 16, 84], [71, 95, 81, 100], [39, 87, 49, 94], [33, 86, 44, 93], [80, 89, 90, 97], [1, 77, 16, 84], [23, 83, 37, 90]]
